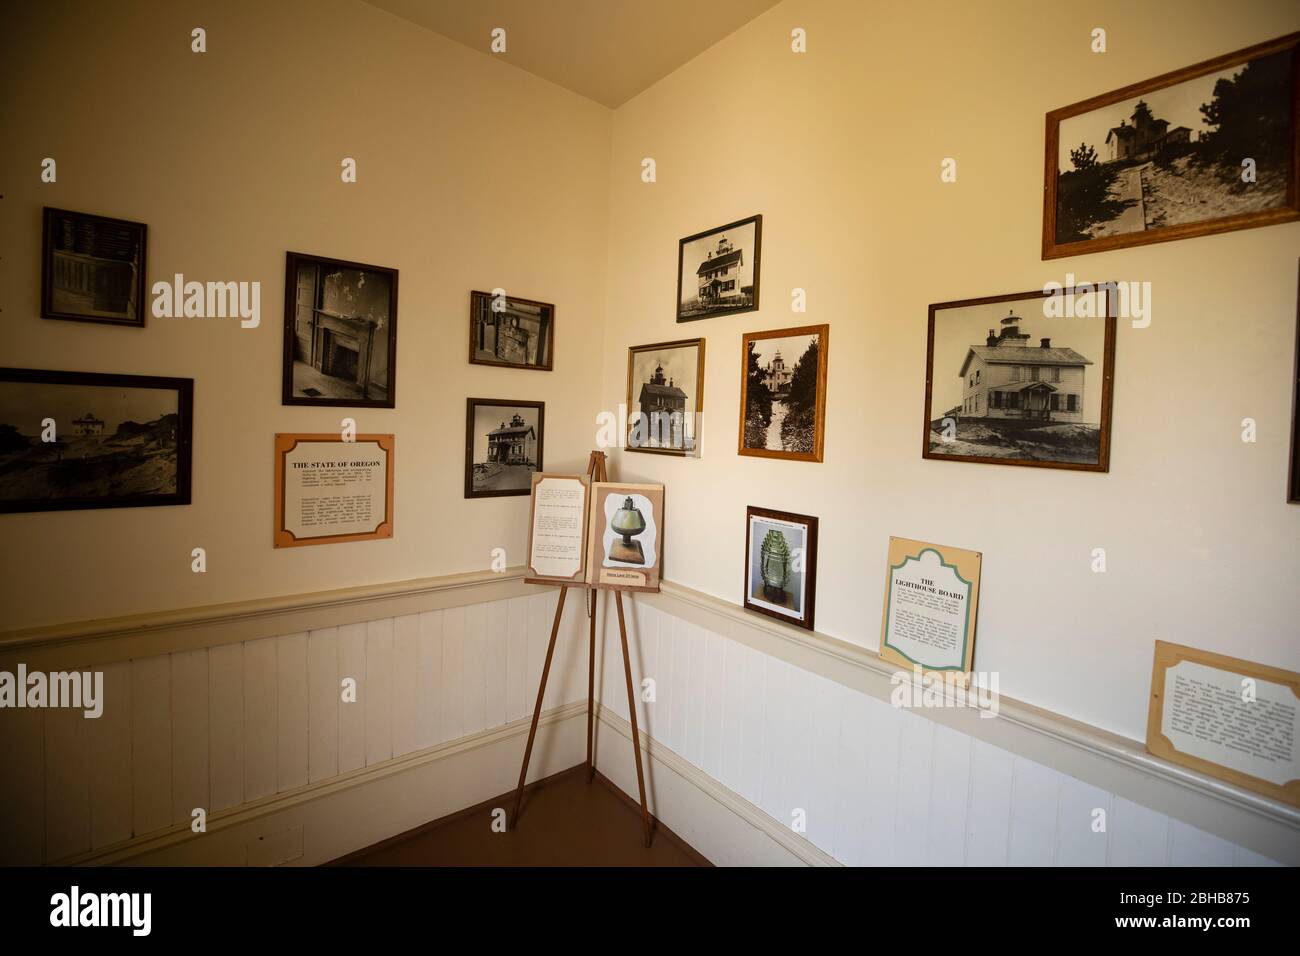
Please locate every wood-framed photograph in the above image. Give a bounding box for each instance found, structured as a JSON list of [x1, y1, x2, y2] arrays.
[[41, 207, 148, 327], [1291, 259, 1300, 504], [1044, 31, 1300, 259], [274, 433, 394, 548], [0, 367, 192, 513], [676, 214, 761, 322], [739, 324, 828, 462], [282, 251, 398, 407], [465, 398, 544, 498], [468, 289, 554, 371], [743, 506, 818, 631], [923, 285, 1116, 472], [625, 338, 704, 456]]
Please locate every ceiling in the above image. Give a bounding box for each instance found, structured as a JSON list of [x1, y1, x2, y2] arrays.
[[364, 0, 784, 108]]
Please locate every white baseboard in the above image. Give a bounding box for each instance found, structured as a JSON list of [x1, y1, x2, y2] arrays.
[[68, 701, 588, 866], [594, 705, 837, 867]]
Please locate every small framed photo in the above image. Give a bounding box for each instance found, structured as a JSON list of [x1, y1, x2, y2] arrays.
[[744, 506, 818, 631], [0, 367, 192, 513], [739, 324, 828, 462], [1044, 32, 1300, 259], [625, 338, 704, 456], [41, 207, 148, 327], [923, 285, 1116, 472], [465, 398, 544, 498], [676, 215, 761, 322], [469, 290, 554, 371], [282, 251, 398, 407]]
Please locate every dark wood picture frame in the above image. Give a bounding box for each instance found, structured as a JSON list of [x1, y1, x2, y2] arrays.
[[0, 367, 192, 513], [738, 324, 829, 463], [1043, 31, 1300, 260], [676, 214, 762, 322], [743, 506, 818, 631], [625, 337, 706, 456], [1289, 259, 1300, 504], [923, 285, 1117, 473], [464, 397, 545, 499], [468, 290, 555, 371], [41, 207, 148, 328], [281, 251, 399, 408]]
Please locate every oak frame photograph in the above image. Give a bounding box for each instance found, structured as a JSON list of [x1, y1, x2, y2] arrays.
[[743, 505, 818, 632], [1043, 31, 1300, 259], [676, 214, 762, 322], [625, 337, 705, 457], [738, 324, 828, 463], [922, 285, 1117, 473], [0, 367, 193, 513], [281, 251, 399, 408], [41, 206, 149, 328], [464, 398, 545, 499], [468, 290, 555, 371]]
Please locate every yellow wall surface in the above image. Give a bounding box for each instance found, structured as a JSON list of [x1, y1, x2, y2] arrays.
[[0, 0, 612, 629], [3, 0, 1299, 744], [599, 0, 1300, 740]]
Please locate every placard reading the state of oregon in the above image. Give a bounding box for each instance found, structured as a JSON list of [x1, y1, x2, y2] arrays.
[[274, 433, 394, 547], [879, 537, 982, 679]]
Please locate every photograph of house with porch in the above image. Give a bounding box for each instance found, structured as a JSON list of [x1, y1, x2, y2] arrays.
[[926, 289, 1114, 470]]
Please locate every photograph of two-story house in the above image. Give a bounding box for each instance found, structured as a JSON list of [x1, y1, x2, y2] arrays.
[[926, 288, 1114, 469]]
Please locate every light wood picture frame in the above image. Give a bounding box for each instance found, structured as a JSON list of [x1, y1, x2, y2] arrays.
[[1043, 31, 1300, 260], [739, 324, 828, 462], [1147, 640, 1300, 808], [625, 337, 705, 456], [273, 433, 394, 548]]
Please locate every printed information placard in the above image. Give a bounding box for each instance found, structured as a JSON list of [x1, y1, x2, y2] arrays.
[[879, 536, 982, 680], [1147, 641, 1300, 808], [274, 433, 394, 547]]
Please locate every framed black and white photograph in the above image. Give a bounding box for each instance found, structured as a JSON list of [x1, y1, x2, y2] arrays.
[[625, 338, 704, 456], [1289, 259, 1300, 504], [469, 290, 554, 371], [465, 398, 544, 498], [282, 251, 398, 407], [923, 285, 1116, 472], [1044, 32, 1300, 259], [676, 214, 761, 322], [0, 367, 192, 513], [739, 324, 828, 462], [743, 506, 817, 631], [41, 207, 148, 327]]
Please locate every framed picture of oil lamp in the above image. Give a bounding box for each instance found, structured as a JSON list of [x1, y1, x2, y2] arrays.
[[586, 481, 664, 592], [743, 506, 818, 631]]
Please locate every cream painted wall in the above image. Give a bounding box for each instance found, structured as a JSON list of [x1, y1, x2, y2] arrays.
[[0, 0, 611, 629], [599, 0, 1300, 742]]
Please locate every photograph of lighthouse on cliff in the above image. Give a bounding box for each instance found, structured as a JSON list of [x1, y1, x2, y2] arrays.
[[923, 286, 1116, 472], [740, 324, 829, 463]]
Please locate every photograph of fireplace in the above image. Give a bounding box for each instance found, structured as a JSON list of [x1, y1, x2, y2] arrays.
[[282, 251, 398, 407]]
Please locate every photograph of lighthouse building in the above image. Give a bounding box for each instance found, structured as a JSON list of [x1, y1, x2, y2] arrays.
[[740, 324, 828, 462], [923, 287, 1116, 472]]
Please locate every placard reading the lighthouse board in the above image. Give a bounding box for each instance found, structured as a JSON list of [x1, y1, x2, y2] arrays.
[[879, 537, 981, 681], [274, 433, 394, 547], [1147, 641, 1300, 808], [525, 473, 590, 585]]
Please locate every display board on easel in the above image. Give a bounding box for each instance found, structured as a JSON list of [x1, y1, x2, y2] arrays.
[[512, 451, 664, 847]]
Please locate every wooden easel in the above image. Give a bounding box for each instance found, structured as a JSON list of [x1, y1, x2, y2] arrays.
[[510, 450, 653, 847]]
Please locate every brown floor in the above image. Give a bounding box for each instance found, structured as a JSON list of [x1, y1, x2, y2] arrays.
[[331, 766, 710, 867]]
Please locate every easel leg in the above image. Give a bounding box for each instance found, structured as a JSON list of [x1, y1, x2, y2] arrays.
[[615, 592, 653, 848], [510, 586, 568, 829], [586, 589, 597, 783]]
